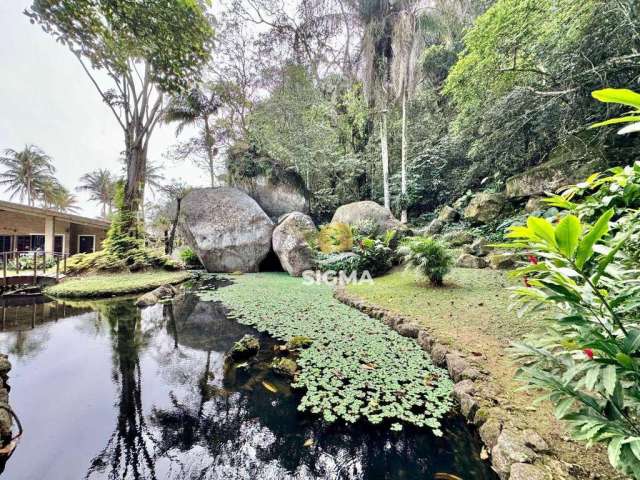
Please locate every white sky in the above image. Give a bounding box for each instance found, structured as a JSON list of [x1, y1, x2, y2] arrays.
[[0, 0, 209, 218]]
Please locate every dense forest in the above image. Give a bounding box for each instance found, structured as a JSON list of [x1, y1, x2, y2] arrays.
[[187, 0, 640, 225]]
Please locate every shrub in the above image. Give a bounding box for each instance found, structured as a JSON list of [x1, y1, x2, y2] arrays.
[[399, 236, 453, 286], [499, 90, 640, 478], [179, 247, 202, 267]]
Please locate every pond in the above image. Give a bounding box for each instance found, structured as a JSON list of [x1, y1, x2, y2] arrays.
[[0, 286, 497, 480]]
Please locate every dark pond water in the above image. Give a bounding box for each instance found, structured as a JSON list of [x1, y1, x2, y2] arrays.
[[0, 289, 496, 480]]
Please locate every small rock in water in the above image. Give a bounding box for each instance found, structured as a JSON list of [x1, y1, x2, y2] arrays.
[[229, 335, 260, 360], [271, 357, 298, 378]]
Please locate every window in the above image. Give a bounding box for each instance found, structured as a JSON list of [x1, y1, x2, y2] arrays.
[[0, 236, 11, 252], [78, 235, 95, 254], [31, 235, 45, 251], [16, 236, 31, 251], [54, 235, 64, 254]]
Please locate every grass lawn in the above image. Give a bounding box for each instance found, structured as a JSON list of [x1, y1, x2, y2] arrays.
[[44, 270, 192, 298], [345, 266, 619, 478]]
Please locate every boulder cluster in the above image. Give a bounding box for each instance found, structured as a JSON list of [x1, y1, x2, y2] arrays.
[[181, 180, 405, 276]]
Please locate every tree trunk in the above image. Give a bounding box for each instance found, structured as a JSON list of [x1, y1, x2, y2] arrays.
[[167, 198, 182, 255], [123, 143, 147, 236], [204, 118, 216, 188], [380, 110, 390, 210], [400, 90, 408, 224]]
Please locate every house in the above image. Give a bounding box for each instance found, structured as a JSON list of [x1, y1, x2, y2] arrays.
[[0, 200, 110, 256]]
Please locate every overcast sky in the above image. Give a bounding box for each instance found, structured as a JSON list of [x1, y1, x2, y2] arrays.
[[0, 0, 209, 218]]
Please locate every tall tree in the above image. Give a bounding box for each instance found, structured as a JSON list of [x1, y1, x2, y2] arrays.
[[159, 181, 191, 254], [0, 145, 56, 206], [358, 0, 394, 209], [164, 87, 221, 187], [391, 2, 423, 223], [26, 0, 214, 236], [39, 179, 79, 212], [77, 168, 116, 218]]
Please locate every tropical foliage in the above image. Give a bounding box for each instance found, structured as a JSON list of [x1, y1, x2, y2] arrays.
[[399, 236, 453, 286], [77, 169, 116, 218], [501, 89, 640, 477]]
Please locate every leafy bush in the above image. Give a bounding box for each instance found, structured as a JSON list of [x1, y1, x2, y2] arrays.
[[501, 90, 640, 477], [179, 247, 202, 267], [399, 236, 453, 286], [7, 254, 56, 271]]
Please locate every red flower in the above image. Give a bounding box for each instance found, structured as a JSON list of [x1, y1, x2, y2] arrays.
[[583, 348, 594, 359], [528, 255, 538, 265]]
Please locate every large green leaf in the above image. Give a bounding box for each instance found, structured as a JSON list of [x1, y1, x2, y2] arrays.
[[592, 89, 640, 110], [575, 209, 614, 269], [555, 215, 581, 258], [527, 216, 557, 248], [590, 116, 640, 129], [602, 365, 617, 397]]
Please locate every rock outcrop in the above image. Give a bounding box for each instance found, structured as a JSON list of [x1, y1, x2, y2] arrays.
[[272, 212, 317, 276], [181, 187, 274, 273], [135, 284, 178, 307], [438, 205, 460, 223], [332, 201, 405, 233], [464, 192, 505, 224], [456, 253, 488, 269]]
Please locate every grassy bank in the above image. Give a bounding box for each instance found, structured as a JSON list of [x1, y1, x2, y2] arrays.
[[44, 270, 191, 298], [345, 267, 620, 479]]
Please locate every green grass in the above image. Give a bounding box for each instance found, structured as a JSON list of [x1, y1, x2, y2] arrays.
[[44, 270, 192, 298], [197, 272, 453, 433], [347, 266, 541, 343]]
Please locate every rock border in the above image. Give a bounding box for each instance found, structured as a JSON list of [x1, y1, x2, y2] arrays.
[[334, 288, 583, 480], [0, 354, 13, 449]]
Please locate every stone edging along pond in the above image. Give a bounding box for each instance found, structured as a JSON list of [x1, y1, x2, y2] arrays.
[[334, 287, 583, 480]]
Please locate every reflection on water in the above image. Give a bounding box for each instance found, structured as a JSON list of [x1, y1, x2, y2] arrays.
[[0, 292, 496, 480]]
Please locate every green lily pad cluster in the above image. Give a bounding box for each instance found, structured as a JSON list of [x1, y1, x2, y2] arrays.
[[196, 272, 453, 434]]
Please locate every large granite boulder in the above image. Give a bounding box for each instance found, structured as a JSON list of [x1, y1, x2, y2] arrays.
[[181, 187, 274, 273], [438, 206, 460, 223], [332, 201, 404, 233], [505, 153, 604, 199], [272, 212, 317, 277], [463, 192, 505, 224]]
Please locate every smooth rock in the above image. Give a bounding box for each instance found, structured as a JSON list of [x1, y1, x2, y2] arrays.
[[272, 212, 317, 276], [332, 201, 405, 234], [453, 379, 476, 398], [509, 463, 550, 480], [230, 334, 260, 360], [456, 253, 488, 269], [395, 323, 420, 338], [459, 392, 479, 420], [464, 192, 505, 224], [492, 429, 538, 478], [420, 218, 444, 235], [463, 238, 491, 257], [271, 357, 298, 378], [488, 253, 518, 270], [446, 353, 470, 382], [479, 417, 502, 450], [135, 284, 178, 307], [417, 330, 434, 352], [438, 206, 460, 223], [522, 429, 549, 452], [442, 230, 474, 247], [181, 187, 274, 273], [430, 344, 448, 367]]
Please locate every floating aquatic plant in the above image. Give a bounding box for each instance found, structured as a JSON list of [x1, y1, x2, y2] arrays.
[[196, 272, 453, 434]]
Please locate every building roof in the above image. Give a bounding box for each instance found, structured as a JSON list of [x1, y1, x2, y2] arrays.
[[0, 199, 111, 229]]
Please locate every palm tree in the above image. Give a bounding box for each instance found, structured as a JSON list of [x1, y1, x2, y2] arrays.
[[358, 0, 394, 210], [391, 1, 423, 223], [40, 180, 80, 213], [0, 145, 56, 206], [77, 169, 116, 217], [164, 86, 221, 187]]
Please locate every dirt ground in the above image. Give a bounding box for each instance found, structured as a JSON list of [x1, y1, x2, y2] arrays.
[[346, 266, 625, 480]]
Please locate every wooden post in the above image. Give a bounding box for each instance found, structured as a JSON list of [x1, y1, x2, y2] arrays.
[[63, 254, 67, 274], [16, 251, 20, 274], [2, 253, 6, 288], [56, 256, 60, 280], [42, 252, 47, 274], [33, 252, 37, 285]]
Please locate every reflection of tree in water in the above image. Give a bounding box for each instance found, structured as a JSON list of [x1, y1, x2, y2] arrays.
[[85, 302, 160, 480]]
